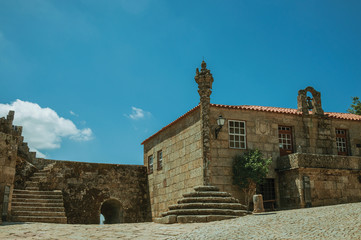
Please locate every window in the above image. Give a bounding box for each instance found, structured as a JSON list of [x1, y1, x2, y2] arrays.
[[278, 126, 293, 156], [148, 155, 153, 174], [157, 150, 163, 170], [228, 120, 246, 149], [336, 129, 348, 156]]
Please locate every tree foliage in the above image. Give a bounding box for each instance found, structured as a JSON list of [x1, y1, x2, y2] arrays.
[[232, 149, 272, 189], [232, 149, 272, 208], [347, 97, 361, 115]]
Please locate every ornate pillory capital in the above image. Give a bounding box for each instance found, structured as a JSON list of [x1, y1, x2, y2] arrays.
[[195, 60, 214, 98]]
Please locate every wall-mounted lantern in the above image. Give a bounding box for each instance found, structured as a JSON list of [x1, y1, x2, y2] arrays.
[[215, 115, 225, 139]]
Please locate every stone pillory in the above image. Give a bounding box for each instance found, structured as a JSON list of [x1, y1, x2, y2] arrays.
[[195, 60, 214, 186]]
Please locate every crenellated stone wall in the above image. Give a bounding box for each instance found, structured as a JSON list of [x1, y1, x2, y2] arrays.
[[0, 132, 18, 222], [0, 111, 23, 222]]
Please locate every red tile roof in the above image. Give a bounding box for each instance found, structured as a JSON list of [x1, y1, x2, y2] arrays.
[[141, 103, 361, 145], [325, 112, 361, 121]]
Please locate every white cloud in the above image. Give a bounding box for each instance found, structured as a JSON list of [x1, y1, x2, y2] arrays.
[[125, 106, 151, 120], [70, 110, 78, 117], [0, 100, 93, 157]]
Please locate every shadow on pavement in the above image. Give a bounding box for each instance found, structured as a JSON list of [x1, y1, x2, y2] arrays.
[[1, 222, 26, 226], [253, 212, 277, 216]]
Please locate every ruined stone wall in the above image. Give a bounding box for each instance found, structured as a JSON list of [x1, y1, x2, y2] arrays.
[[0, 111, 25, 222], [38, 160, 151, 224], [278, 153, 361, 209], [0, 132, 18, 221], [14, 157, 36, 189], [143, 108, 203, 218]]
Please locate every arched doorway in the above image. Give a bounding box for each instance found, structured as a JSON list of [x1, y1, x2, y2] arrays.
[[100, 199, 123, 224]]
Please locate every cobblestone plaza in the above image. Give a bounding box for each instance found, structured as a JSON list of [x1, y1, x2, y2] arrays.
[[1, 202, 360, 240]]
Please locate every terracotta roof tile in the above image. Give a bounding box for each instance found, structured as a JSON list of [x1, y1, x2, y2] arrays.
[[325, 112, 361, 121], [141, 103, 361, 145], [211, 104, 302, 115]]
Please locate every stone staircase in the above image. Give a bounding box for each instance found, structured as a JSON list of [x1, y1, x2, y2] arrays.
[[24, 163, 55, 191], [155, 186, 250, 224], [11, 164, 67, 224]]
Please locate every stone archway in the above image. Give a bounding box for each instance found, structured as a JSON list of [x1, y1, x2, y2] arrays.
[[100, 199, 123, 224]]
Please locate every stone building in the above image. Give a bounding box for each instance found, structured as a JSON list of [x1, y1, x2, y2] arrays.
[[142, 61, 361, 218]]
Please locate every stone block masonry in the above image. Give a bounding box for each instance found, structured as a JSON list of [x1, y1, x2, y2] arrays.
[[278, 153, 361, 209], [143, 107, 203, 218], [0, 111, 22, 222], [36, 160, 152, 224]]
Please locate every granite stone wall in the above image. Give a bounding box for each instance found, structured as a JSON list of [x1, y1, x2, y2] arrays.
[[0, 132, 18, 222], [278, 153, 361, 209], [143, 108, 203, 218], [208, 105, 361, 207], [37, 160, 151, 224], [0, 111, 23, 222]]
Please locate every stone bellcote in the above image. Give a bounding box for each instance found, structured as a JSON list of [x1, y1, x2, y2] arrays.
[[297, 86, 324, 116]]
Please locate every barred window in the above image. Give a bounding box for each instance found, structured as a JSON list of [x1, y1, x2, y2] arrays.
[[228, 120, 246, 149], [157, 150, 163, 170], [148, 155, 153, 174]]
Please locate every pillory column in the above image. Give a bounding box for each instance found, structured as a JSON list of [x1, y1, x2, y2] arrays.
[[195, 61, 213, 186]]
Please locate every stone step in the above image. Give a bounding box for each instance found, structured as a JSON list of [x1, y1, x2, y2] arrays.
[[177, 215, 237, 223], [33, 172, 48, 177], [12, 206, 65, 212], [25, 181, 39, 187], [11, 216, 67, 224], [25, 187, 39, 190], [194, 186, 220, 192], [12, 194, 63, 200], [169, 202, 247, 210], [12, 210, 66, 217], [12, 198, 64, 204], [162, 208, 248, 217], [183, 191, 232, 198], [13, 189, 62, 195], [12, 202, 64, 208], [178, 197, 239, 204], [30, 176, 46, 182]]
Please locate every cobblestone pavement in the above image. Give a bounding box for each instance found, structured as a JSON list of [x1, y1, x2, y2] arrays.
[[0, 202, 360, 240]]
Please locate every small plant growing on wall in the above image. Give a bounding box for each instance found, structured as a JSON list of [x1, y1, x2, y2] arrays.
[[232, 149, 272, 210]]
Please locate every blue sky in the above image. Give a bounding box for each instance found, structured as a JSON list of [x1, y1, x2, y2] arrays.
[[1, 0, 360, 165]]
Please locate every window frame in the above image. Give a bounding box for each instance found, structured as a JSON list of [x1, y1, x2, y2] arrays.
[[157, 150, 163, 170], [278, 125, 294, 156], [148, 155, 154, 174], [336, 129, 348, 156], [228, 120, 247, 149]]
